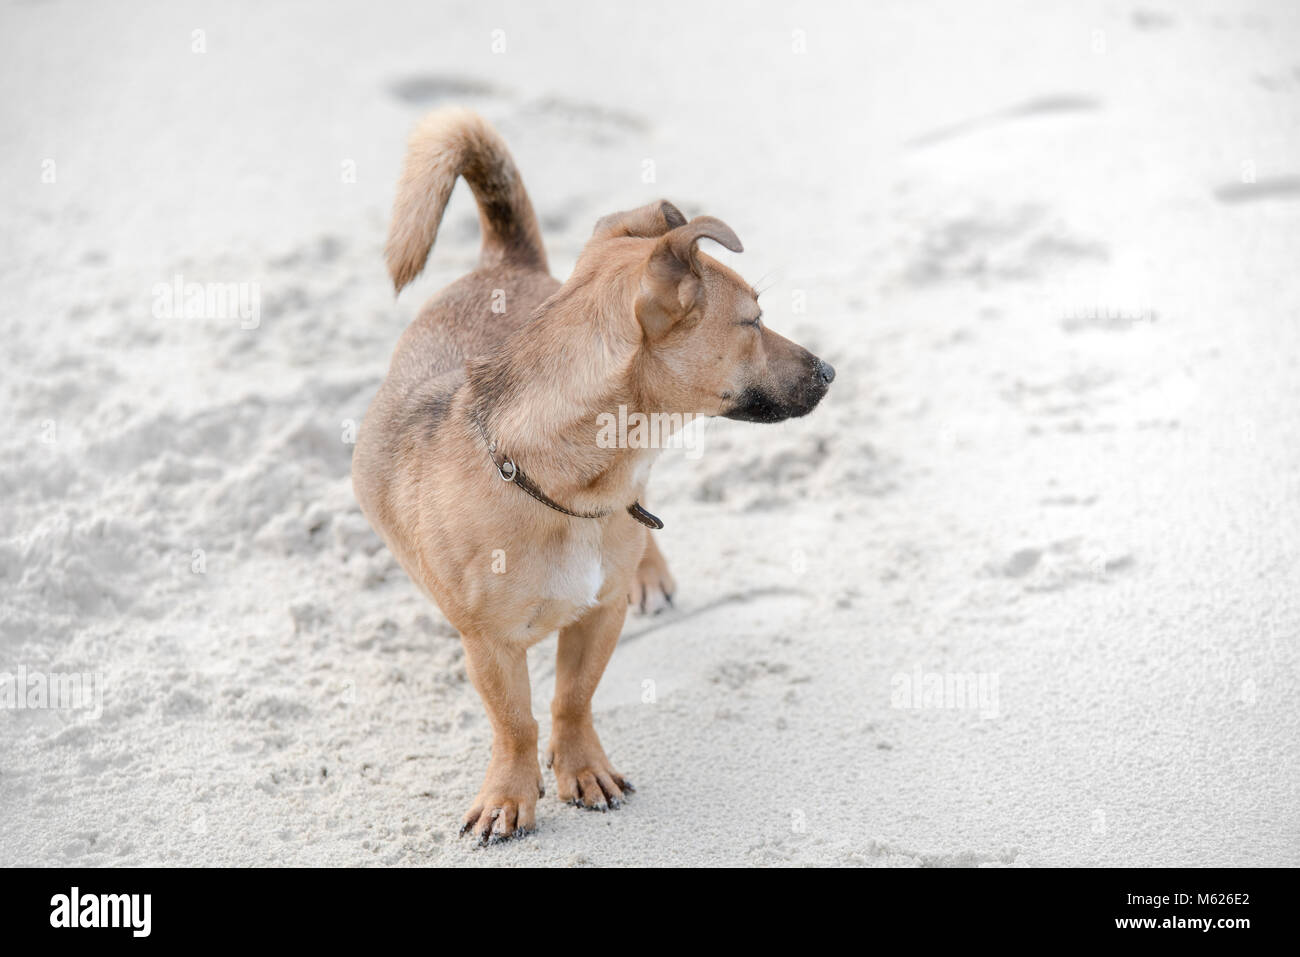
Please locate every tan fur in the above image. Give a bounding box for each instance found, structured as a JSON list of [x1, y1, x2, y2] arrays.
[[353, 108, 832, 843]]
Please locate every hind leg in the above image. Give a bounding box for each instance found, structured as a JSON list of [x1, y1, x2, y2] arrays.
[[625, 529, 676, 615]]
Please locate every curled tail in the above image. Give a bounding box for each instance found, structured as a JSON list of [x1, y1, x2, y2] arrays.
[[386, 108, 547, 293]]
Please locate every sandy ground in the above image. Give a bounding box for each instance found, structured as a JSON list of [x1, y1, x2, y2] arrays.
[[1, 0, 1297, 866]]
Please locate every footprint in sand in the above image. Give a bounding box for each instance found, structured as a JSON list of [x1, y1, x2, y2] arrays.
[[905, 95, 1101, 149], [388, 74, 501, 106], [514, 96, 649, 146], [988, 539, 1135, 593], [901, 202, 1108, 286], [1213, 176, 1300, 204]]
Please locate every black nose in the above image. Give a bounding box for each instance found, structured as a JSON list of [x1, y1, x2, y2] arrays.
[[815, 358, 836, 384]]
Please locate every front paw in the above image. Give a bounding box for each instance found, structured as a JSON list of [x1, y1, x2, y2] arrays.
[[460, 756, 545, 845], [546, 721, 634, 811], [627, 548, 676, 616]]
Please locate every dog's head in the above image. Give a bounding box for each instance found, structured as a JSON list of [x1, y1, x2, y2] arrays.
[[591, 200, 834, 422]]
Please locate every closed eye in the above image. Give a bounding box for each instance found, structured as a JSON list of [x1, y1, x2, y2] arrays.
[[738, 313, 763, 328]]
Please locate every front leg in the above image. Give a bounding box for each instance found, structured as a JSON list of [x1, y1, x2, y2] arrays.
[[459, 635, 544, 844], [546, 599, 635, 810]]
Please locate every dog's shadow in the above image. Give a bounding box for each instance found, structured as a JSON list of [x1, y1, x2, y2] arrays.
[[618, 585, 810, 644]]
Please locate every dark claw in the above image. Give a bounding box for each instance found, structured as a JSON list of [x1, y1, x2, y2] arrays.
[[488, 824, 534, 845]]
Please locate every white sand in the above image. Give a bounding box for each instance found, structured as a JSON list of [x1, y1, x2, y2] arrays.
[[1, 0, 1296, 866]]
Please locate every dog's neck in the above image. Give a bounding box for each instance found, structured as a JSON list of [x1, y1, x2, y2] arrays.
[[465, 278, 663, 513]]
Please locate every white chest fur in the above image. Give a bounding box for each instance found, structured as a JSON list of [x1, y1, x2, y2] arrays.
[[544, 539, 606, 609]]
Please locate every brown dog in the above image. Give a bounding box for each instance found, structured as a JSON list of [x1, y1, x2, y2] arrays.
[[352, 108, 833, 843]]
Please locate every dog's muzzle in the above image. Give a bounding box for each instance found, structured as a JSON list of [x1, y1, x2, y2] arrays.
[[723, 355, 834, 423]]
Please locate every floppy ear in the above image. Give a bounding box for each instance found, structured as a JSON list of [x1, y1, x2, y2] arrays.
[[592, 200, 687, 241], [666, 216, 744, 273], [635, 215, 744, 338]]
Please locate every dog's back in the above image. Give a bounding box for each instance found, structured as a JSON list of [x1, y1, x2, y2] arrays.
[[354, 109, 558, 542]]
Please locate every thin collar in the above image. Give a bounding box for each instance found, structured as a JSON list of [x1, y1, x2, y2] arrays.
[[472, 415, 663, 530]]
